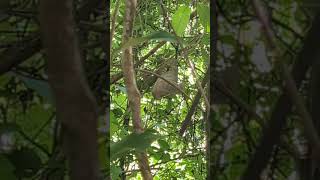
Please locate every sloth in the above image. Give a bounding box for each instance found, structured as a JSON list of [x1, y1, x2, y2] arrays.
[[151, 59, 182, 99]]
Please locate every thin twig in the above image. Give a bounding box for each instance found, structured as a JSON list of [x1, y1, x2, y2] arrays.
[[110, 0, 121, 49], [137, 68, 190, 100], [179, 69, 209, 136], [111, 41, 166, 84]]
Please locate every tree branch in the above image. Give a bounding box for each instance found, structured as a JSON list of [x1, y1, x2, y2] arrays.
[[39, 0, 100, 179], [180, 69, 209, 136], [241, 5, 320, 179], [121, 0, 153, 179]]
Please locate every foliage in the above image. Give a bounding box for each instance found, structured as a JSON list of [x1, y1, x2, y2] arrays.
[[111, 129, 159, 161], [111, 0, 209, 179], [0, 0, 106, 179], [111, 0, 317, 179]]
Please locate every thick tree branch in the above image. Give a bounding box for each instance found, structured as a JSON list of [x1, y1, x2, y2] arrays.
[[308, 44, 320, 179], [39, 0, 100, 179], [0, 36, 40, 75], [121, 0, 153, 179], [208, 0, 218, 178], [180, 69, 209, 136], [110, 0, 121, 49], [241, 7, 320, 180], [254, 0, 320, 159]]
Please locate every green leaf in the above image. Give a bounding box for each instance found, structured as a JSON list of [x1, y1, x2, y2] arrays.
[[113, 94, 126, 108], [0, 123, 20, 134], [111, 166, 122, 180], [98, 141, 107, 169], [0, 155, 16, 180], [201, 33, 210, 45], [172, 5, 191, 36], [6, 147, 42, 178], [11, 73, 54, 104], [27, 104, 52, 124], [121, 31, 177, 50], [220, 35, 235, 45], [197, 4, 210, 32], [110, 111, 119, 136], [161, 152, 171, 162], [115, 85, 127, 94], [152, 152, 162, 161], [145, 31, 178, 42], [0, 74, 12, 87], [158, 139, 170, 150], [110, 129, 159, 160], [112, 108, 123, 118]]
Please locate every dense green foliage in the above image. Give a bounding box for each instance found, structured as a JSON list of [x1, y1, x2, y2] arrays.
[[111, 0, 209, 179], [111, 0, 318, 179]]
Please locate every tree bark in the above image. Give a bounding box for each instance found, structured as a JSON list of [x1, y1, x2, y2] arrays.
[[39, 0, 100, 179], [309, 48, 320, 179], [208, 0, 218, 178], [121, 0, 153, 179]]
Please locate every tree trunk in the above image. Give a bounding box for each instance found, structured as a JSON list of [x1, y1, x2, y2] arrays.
[[39, 0, 100, 179]]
